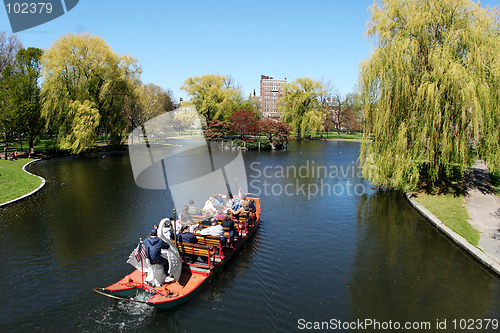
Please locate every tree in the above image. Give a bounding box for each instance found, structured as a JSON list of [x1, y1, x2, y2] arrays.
[[0, 47, 44, 149], [0, 32, 23, 145], [123, 83, 175, 132], [203, 119, 231, 139], [343, 90, 364, 131], [228, 105, 260, 138], [258, 118, 291, 148], [328, 93, 350, 138], [359, 0, 500, 190], [41, 33, 141, 153], [171, 105, 199, 132], [278, 78, 327, 138], [0, 32, 22, 76], [181, 74, 241, 122]]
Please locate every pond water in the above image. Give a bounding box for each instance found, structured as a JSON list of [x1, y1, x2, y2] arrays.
[[0, 140, 498, 332]]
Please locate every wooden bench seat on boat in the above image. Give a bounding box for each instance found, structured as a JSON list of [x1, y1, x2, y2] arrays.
[[193, 234, 225, 258], [176, 242, 215, 271]]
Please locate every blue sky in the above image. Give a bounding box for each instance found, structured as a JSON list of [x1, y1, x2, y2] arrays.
[[1, 0, 498, 102]]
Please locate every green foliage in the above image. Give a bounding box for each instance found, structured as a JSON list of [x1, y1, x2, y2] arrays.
[[343, 90, 364, 132], [278, 78, 327, 138], [238, 139, 271, 150], [123, 82, 175, 131], [181, 74, 241, 121], [59, 100, 100, 152], [0, 47, 43, 148], [41, 33, 141, 153], [359, 0, 500, 190], [490, 172, 500, 196]]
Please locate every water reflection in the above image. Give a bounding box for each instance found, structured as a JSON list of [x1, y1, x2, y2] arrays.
[[350, 191, 500, 326], [1, 142, 499, 332]]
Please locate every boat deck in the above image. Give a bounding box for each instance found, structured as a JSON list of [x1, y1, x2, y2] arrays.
[[97, 196, 261, 308]]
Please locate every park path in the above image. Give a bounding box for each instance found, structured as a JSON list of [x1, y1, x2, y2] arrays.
[[463, 161, 500, 265]]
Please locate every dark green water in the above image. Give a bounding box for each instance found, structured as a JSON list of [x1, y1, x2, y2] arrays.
[[0, 140, 498, 332]]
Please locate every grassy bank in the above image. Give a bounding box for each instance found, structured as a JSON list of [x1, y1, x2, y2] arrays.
[[0, 159, 42, 205], [324, 132, 363, 140], [413, 192, 480, 247]]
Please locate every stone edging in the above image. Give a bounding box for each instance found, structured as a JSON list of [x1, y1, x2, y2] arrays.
[[0, 159, 46, 208], [405, 192, 500, 278]]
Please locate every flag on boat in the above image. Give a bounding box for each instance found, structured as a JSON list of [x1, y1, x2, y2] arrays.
[[133, 242, 146, 262]]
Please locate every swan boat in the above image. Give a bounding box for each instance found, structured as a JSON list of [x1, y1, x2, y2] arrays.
[[94, 107, 258, 309], [94, 196, 260, 309]]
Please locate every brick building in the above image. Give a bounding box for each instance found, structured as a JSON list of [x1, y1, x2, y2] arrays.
[[259, 75, 286, 118]]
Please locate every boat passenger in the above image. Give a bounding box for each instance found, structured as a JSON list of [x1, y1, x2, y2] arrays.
[[228, 199, 249, 217], [201, 211, 215, 226], [180, 205, 193, 223], [247, 199, 256, 212], [187, 199, 201, 215], [220, 213, 235, 243], [177, 225, 198, 244], [214, 208, 226, 221], [200, 218, 225, 238], [223, 192, 233, 207], [213, 193, 224, 206], [231, 195, 242, 211], [143, 229, 170, 274], [201, 217, 217, 228], [202, 197, 217, 213]]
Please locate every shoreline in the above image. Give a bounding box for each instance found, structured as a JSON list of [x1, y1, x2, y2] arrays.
[[405, 192, 500, 278], [325, 138, 364, 142], [0, 159, 46, 208]]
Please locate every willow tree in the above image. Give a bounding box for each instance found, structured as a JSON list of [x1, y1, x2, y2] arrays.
[[181, 74, 241, 122], [123, 83, 175, 133], [278, 78, 326, 138], [359, 0, 500, 190], [41, 33, 141, 153]]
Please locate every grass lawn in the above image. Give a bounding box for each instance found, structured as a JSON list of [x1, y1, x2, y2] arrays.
[[413, 192, 480, 247], [304, 132, 365, 140], [325, 132, 364, 140], [1, 136, 59, 154], [0, 158, 42, 204]]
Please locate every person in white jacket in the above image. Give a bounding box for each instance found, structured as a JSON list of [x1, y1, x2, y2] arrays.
[[200, 218, 224, 238]]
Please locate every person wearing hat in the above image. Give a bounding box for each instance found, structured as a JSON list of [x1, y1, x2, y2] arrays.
[[143, 229, 170, 274]]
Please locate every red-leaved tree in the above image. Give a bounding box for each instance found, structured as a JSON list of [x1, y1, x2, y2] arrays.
[[229, 108, 259, 138], [204, 120, 231, 139], [258, 118, 291, 148]]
